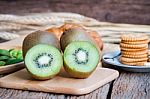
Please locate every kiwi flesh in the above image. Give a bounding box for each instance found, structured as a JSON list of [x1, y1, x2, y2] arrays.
[[60, 28, 100, 78], [23, 31, 62, 80], [25, 44, 63, 80], [23, 30, 60, 58]]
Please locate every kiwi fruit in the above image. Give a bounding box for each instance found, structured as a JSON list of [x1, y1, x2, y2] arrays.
[[23, 31, 63, 80], [60, 28, 99, 52], [25, 44, 63, 80], [60, 28, 100, 78], [23, 30, 60, 58]]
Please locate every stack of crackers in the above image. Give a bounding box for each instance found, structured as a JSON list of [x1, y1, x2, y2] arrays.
[[120, 33, 149, 66]]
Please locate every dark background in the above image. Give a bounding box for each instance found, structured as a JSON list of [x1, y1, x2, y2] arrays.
[[0, 0, 150, 25]]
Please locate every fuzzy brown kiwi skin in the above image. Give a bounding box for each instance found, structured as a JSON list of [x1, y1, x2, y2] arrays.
[[23, 30, 60, 58], [60, 28, 100, 52]]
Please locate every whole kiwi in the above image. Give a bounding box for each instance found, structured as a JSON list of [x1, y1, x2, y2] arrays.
[[23, 30, 60, 58], [60, 28, 100, 52]]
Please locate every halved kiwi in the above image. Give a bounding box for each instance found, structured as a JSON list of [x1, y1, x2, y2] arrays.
[[60, 28, 100, 78], [23, 30, 60, 58], [25, 44, 63, 80], [23, 31, 63, 80]]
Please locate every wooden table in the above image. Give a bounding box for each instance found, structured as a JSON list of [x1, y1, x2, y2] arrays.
[[0, 1, 150, 97], [0, 43, 149, 99]]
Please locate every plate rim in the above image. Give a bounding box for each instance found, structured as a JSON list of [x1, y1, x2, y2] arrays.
[[102, 51, 150, 69], [0, 62, 24, 69]]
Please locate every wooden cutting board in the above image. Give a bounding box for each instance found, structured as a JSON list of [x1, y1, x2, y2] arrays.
[[0, 67, 119, 95], [0, 31, 119, 95]]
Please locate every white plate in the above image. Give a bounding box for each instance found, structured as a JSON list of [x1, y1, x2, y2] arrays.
[[102, 51, 150, 72]]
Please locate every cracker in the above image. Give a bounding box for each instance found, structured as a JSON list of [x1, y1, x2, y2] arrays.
[[121, 61, 146, 66], [121, 33, 148, 42], [121, 46, 148, 52], [120, 43, 148, 49], [120, 57, 148, 63], [121, 39, 149, 45], [121, 54, 147, 58], [121, 50, 148, 55]]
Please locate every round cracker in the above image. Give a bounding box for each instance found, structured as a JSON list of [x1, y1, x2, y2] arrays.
[[121, 61, 146, 66], [121, 39, 149, 45], [121, 33, 148, 42], [120, 57, 148, 63], [121, 50, 148, 55], [121, 54, 148, 58], [121, 46, 148, 52], [120, 43, 148, 49]]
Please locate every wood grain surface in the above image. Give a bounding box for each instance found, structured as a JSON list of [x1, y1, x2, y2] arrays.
[[0, 68, 119, 95], [0, 83, 111, 99], [0, 0, 149, 25], [111, 72, 150, 99]]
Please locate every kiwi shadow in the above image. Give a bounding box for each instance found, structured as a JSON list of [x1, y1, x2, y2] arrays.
[[14, 67, 73, 82], [13, 66, 74, 82], [15, 69, 34, 80], [58, 67, 72, 78], [13, 69, 49, 85]]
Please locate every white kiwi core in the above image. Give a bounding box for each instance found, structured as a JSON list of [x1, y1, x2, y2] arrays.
[[38, 56, 52, 66], [76, 50, 87, 62]]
